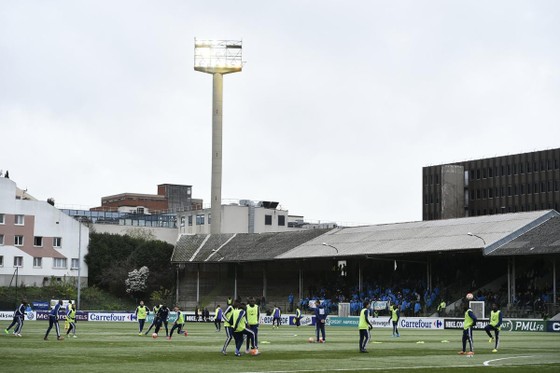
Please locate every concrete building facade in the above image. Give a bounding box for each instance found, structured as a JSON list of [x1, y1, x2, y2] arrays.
[[91, 183, 202, 215], [0, 178, 89, 287], [423, 148, 560, 220], [177, 200, 294, 235]]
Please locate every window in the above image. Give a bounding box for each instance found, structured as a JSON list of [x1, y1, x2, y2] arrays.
[[15, 215, 24, 225], [0, 234, 3, 245], [195, 214, 205, 225], [53, 237, 62, 247], [71, 258, 79, 269], [34, 236, 43, 247], [137, 207, 144, 214], [187, 215, 193, 226], [0, 213, 4, 224], [53, 258, 67, 269], [278, 215, 286, 226], [14, 256, 23, 267], [0, 256, 3, 267], [33, 257, 42, 268], [14, 235, 24, 246], [264, 215, 272, 225], [180, 216, 185, 227]]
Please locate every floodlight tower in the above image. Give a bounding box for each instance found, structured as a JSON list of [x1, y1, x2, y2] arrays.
[[194, 39, 243, 234]]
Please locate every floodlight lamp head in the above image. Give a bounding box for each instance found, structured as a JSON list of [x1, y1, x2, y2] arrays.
[[194, 38, 243, 74]]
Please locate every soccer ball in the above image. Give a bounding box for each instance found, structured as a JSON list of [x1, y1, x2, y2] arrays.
[[319, 338, 324, 343], [152, 333, 158, 339], [466, 293, 474, 300], [250, 349, 259, 355], [308, 337, 314, 343]]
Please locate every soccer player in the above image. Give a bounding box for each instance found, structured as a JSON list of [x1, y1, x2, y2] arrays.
[[484, 303, 502, 353], [314, 300, 327, 343], [144, 304, 162, 335], [168, 305, 186, 340], [246, 297, 260, 352], [459, 302, 477, 356], [221, 302, 235, 355], [44, 299, 64, 341], [388, 304, 400, 337], [359, 300, 373, 353], [65, 303, 77, 338], [272, 305, 281, 328], [154, 304, 170, 337], [232, 302, 256, 356], [437, 299, 447, 317], [4, 299, 27, 337], [294, 306, 302, 328], [214, 305, 223, 332], [135, 300, 148, 336]]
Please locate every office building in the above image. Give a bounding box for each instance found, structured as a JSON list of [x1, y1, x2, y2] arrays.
[[423, 148, 560, 220]]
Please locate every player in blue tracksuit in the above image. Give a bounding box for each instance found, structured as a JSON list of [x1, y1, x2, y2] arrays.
[[314, 300, 327, 342], [272, 305, 281, 328], [214, 305, 223, 332], [153, 305, 170, 337], [44, 300, 64, 340], [4, 299, 27, 336]]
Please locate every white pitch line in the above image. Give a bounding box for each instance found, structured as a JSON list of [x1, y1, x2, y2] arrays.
[[242, 364, 474, 373], [483, 355, 533, 366]]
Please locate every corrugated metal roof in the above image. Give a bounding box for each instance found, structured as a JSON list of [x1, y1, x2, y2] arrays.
[[171, 229, 331, 263], [486, 215, 560, 256], [277, 210, 560, 259], [171, 210, 560, 263]]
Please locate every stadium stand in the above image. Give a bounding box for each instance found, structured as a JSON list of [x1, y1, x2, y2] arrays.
[[172, 211, 560, 318]]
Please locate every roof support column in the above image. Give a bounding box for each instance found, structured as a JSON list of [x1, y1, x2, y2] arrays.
[[507, 257, 512, 307], [358, 261, 363, 293], [553, 257, 557, 307], [426, 256, 432, 293], [196, 264, 200, 304], [298, 265, 303, 304], [234, 264, 238, 301], [262, 263, 267, 301], [512, 256, 516, 305], [175, 264, 183, 306]]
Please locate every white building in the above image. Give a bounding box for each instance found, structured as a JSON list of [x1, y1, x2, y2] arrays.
[[0, 178, 88, 287], [178, 200, 300, 234]]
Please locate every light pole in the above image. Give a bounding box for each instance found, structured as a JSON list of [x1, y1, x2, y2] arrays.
[[467, 232, 486, 247], [77, 217, 84, 310], [322, 242, 339, 254], [194, 39, 243, 234]]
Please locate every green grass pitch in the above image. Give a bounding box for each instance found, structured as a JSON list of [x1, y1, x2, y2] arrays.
[[1, 322, 559, 372]]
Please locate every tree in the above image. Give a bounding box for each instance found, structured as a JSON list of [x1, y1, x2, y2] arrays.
[[125, 266, 149, 298], [85, 232, 174, 299]]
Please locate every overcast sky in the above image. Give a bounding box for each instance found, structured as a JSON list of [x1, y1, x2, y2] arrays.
[[1, 1, 559, 225]]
